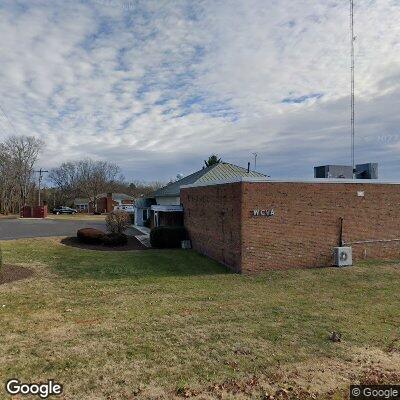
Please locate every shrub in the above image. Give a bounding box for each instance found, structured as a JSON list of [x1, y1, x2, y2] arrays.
[[102, 233, 128, 246], [150, 226, 188, 249], [77, 228, 105, 244], [106, 210, 130, 234]]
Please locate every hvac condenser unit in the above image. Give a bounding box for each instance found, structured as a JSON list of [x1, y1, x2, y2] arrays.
[[333, 247, 353, 267]]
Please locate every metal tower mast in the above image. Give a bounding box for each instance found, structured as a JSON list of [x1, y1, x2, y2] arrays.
[[350, 0, 355, 176], [252, 152, 258, 171]]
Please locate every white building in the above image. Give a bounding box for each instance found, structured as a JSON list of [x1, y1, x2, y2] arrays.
[[133, 197, 156, 226]]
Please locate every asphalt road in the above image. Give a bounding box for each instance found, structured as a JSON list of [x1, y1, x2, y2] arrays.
[[0, 218, 111, 240]]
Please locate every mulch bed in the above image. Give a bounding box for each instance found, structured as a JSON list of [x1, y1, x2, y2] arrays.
[[60, 236, 148, 251], [0, 264, 34, 285]]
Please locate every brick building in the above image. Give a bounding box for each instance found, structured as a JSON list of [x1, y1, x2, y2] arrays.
[[181, 178, 400, 274], [152, 162, 265, 228]]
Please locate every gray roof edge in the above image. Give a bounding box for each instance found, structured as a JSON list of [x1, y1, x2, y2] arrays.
[[181, 177, 400, 189], [153, 187, 180, 197], [154, 193, 180, 198]]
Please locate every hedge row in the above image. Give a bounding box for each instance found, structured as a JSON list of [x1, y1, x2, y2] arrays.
[[77, 228, 127, 246], [150, 226, 188, 249]]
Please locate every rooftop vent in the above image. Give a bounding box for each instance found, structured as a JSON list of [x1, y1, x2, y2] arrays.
[[355, 163, 378, 179], [314, 165, 353, 179], [314, 163, 378, 179]]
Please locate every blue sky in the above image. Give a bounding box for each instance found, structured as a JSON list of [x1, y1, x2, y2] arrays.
[[0, 0, 399, 182]]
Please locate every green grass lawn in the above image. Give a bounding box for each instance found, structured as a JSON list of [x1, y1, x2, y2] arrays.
[[0, 238, 399, 399]]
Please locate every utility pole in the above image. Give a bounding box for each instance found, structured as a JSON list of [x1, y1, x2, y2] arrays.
[[34, 169, 49, 206], [350, 0, 356, 177], [252, 152, 258, 172]]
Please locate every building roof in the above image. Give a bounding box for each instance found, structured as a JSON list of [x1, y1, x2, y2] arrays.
[[154, 162, 266, 197], [135, 197, 157, 208], [74, 193, 134, 204], [181, 176, 400, 189], [101, 193, 134, 200]]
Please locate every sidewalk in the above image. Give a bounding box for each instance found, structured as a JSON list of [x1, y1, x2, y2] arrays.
[[131, 225, 151, 248], [132, 225, 150, 235]]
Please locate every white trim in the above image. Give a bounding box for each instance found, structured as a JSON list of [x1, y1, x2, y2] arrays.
[[151, 205, 183, 212], [181, 177, 400, 189]]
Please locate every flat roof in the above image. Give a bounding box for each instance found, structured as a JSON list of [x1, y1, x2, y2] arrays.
[[181, 177, 400, 189]]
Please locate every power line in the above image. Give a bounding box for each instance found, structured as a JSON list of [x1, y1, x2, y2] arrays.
[[0, 102, 20, 136], [34, 168, 49, 206]]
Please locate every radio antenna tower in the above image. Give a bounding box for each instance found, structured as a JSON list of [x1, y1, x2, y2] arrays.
[[252, 152, 258, 171], [350, 0, 356, 177]]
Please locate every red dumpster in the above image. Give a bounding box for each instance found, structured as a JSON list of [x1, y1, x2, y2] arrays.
[[32, 205, 48, 218], [20, 206, 32, 218]]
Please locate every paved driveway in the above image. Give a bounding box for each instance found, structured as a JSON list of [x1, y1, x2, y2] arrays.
[[0, 218, 111, 240]]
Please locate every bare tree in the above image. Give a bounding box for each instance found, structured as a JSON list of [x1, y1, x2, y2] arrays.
[[49, 159, 123, 212], [0, 148, 16, 214], [111, 180, 166, 198], [76, 159, 123, 212], [4, 136, 43, 205], [48, 162, 80, 206], [0, 136, 43, 213]]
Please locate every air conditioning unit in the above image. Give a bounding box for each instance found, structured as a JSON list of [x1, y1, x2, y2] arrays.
[[333, 247, 353, 267], [181, 240, 192, 249]]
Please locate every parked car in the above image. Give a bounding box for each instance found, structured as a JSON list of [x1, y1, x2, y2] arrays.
[[52, 206, 77, 215], [114, 205, 135, 213]]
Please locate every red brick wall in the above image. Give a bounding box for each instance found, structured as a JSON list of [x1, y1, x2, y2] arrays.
[[106, 196, 114, 213], [181, 183, 243, 272], [181, 181, 400, 273], [96, 198, 107, 213], [88, 196, 115, 213]]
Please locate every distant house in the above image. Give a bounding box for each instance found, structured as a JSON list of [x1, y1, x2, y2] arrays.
[[151, 162, 266, 227], [74, 193, 135, 213]]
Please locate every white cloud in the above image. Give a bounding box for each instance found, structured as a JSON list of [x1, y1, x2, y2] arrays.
[[0, 0, 399, 181]]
